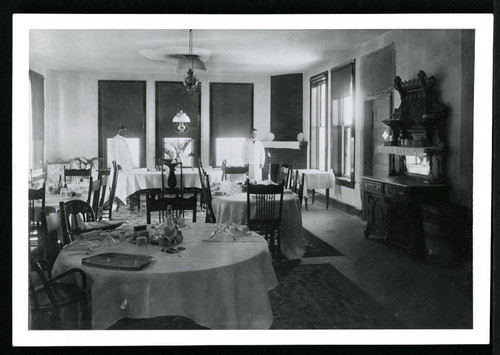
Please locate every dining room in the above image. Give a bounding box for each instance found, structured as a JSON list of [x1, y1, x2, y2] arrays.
[[16, 14, 493, 346]]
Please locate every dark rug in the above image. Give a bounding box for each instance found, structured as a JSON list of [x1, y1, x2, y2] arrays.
[[109, 263, 404, 330], [269, 263, 405, 329], [303, 228, 343, 258]]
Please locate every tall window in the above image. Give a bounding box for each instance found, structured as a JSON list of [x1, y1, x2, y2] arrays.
[[331, 61, 355, 188], [309, 72, 328, 170], [156, 82, 201, 167], [210, 83, 254, 167], [98, 80, 146, 169], [29, 70, 44, 170]]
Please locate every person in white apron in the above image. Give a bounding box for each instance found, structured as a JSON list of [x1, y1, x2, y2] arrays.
[[109, 125, 133, 171], [242, 128, 266, 181]]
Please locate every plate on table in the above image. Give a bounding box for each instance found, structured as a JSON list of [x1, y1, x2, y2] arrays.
[[82, 253, 155, 271]]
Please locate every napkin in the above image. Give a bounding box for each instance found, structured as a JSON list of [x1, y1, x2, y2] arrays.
[[78, 230, 103, 240], [202, 225, 261, 242], [64, 239, 101, 251]]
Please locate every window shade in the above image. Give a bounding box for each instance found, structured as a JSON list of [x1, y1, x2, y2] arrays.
[[210, 83, 254, 166], [331, 63, 353, 100], [155, 81, 201, 164], [29, 70, 44, 169], [98, 81, 146, 168]]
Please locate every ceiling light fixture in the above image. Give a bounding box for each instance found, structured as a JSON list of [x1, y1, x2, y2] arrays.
[[178, 29, 206, 93]]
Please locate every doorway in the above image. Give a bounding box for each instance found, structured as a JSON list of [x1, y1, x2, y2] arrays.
[[363, 92, 392, 177]]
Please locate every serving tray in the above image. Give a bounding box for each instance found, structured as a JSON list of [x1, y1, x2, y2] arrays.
[[82, 253, 155, 271]]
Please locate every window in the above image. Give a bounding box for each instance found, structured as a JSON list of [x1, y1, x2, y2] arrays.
[[309, 72, 328, 170], [155, 82, 201, 167], [331, 61, 355, 188], [164, 137, 194, 167], [98, 80, 146, 169], [29, 70, 44, 170], [210, 83, 254, 167], [215, 137, 246, 166]]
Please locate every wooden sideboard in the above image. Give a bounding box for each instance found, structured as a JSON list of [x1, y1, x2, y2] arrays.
[[361, 176, 448, 254]]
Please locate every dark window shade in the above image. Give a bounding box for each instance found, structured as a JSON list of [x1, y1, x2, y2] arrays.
[[98, 81, 146, 169], [271, 73, 303, 141], [331, 63, 353, 100], [210, 83, 254, 166], [155, 81, 201, 165], [30, 70, 44, 169]]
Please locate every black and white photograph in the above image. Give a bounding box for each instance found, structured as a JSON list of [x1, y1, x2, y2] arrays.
[[12, 14, 493, 346]]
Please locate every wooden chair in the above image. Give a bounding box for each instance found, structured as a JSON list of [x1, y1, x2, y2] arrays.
[[29, 183, 49, 253], [171, 192, 198, 222], [294, 170, 308, 210], [87, 177, 101, 213], [276, 163, 293, 188], [101, 161, 118, 220], [197, 160, 210, 208], [222, 159, 248, 181], [146, 191, 198, 224], [63, 167, 91, 184], [29, 256, 91, 330], [203, 174, 217, 223], [40, 209, 65, 268], [246, 181, 284, 264], [59, 200, 96, 242], [95, 174, 109, 221]]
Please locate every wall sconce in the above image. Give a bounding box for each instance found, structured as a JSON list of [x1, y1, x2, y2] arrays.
[[172, 110, 190, 133]]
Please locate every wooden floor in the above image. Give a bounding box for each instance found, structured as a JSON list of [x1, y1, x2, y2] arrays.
[[299, 195, 472, 329]]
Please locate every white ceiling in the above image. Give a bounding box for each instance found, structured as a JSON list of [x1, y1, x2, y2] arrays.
[[30, 29, 389, 75]]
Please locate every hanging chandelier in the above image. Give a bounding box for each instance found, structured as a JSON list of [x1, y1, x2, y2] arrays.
[[178, 29, 206, 93]]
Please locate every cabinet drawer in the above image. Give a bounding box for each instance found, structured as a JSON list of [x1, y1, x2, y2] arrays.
[[362, 180, 384, 195], [385, 185, 409, 201]]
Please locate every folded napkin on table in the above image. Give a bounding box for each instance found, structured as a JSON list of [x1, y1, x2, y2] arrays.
[[202, 224, 262, 242], [64, 239, 101, 251], [81, 220, 125, 230]]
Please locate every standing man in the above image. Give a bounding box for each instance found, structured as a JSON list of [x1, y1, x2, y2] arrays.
[[109, 125, 133, 171], [242, 128, 266, 181]]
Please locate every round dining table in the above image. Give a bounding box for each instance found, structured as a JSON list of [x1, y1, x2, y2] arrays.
[[52, 222, 278, 330], [211, 189, 305, 260]]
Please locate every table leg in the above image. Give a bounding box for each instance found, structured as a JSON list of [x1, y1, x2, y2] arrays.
[[326, 188, 329, 209], [312, 189, 315, 204]]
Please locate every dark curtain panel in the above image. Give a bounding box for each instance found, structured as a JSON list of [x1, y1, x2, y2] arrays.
[[271, 73, 303, 141], [30, 70, 44, 169], [155, 82, 201, 165], [209, 83, 254, 167], [98, 81, 146, 168]]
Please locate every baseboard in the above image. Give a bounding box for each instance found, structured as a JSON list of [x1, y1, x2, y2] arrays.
[[310, 192, 362, 217], [328, 197, 362, 217]]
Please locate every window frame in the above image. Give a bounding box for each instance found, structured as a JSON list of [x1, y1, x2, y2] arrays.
[[330, 60, 356, 189], [309, 71, 328, 171]]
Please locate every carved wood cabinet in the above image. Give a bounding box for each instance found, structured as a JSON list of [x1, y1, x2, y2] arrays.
[[361, 71, 449, 255], [361, 176, 448, 253]]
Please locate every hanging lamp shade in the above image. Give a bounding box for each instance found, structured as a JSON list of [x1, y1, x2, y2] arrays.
[[177, 55, 206, 71], [172, 110, 190, 123]]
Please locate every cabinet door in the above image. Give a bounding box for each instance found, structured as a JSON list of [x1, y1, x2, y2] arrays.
[[368, 193, 387, 237]]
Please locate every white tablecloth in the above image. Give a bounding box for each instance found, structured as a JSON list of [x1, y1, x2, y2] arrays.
[[52, 222, 278, 330], [115, 168, 223, 204], [297, 169, 335, 191], [211, 191, 305, 260]]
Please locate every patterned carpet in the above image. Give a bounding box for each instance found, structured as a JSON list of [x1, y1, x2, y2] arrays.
[[109, 262, 403, 330]]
